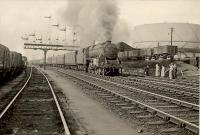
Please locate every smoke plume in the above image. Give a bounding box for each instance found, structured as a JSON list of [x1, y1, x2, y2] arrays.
[[60, 0, 130, 45]]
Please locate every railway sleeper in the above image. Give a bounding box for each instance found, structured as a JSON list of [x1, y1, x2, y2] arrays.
[[128, 110, 145, 114], [115, 103, 128, 106], [178, 103, 197, 110], [12, 112, 53, 116], [121, 106, 136, 110], [136, 114, 155, 119], [185, 119, 199, 124], [169, 117, 199, 134], [162, 108, 191, 112], [148, 102, 168, 106], [101, 95, 114, 98], [192, 95, 199, 99], [97, 93, 110, 96], [154, 105, 179, 109], [106, 98, 118, 101], [147, 120, 168, 125], [110, 100, 121, 103], [173, 113, 199, 117], [161, 127, 181, 134]]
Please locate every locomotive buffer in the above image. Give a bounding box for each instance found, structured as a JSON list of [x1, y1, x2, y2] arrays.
[[24, 43, 79, 69]]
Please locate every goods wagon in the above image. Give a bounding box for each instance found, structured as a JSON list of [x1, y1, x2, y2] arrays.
[[153, 45, 178, 59], [39, 59, 44, 65], [0, 44, 26, 81], [76, 48, 86, 65], [118, 52, 126, 60], [47, 57, 53, 65], [140, 48, 153, 56], [118, 49, 141, 61], [22, 56, 28, 68], [0, 44, 10, 77], [64, 51, 77, 65], [10, 51, 23, 75], [118, 51, 129, 61], [128, 49, 141, 59], [10, 52, 22, 68], [52, 55, 57, 65], [76, 48, 87, 70], [56, 55, 65, 65], [153, 45, 178, 55], [30, 59, 42, 65]]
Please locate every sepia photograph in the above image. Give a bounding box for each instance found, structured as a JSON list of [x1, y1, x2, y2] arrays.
[[0, 0, 199, 134]]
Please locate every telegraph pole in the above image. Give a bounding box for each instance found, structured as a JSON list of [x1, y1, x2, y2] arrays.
[[169, 27, 175, 46]]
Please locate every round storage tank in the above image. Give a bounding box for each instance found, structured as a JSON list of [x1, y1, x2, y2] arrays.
[[131, 23, 200, 49]]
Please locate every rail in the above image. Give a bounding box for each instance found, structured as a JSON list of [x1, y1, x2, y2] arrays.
[[56, 69, 199, 134], [83, 72, 199, 110], [37, 68, 71, 135], [130, 76, 199, 91], [0, 67, 33, 119], [0, 67, 71, 135], [60, 69, 199, 110]]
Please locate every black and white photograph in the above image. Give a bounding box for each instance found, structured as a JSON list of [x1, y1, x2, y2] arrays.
[[0, 0, 199, 134]]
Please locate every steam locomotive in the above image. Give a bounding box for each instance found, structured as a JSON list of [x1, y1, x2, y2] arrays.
[[0, 44, 28, 81], [45, 41, 120, 76]]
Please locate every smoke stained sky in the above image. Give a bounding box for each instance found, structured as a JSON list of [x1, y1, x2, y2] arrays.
[[0, 0, 199, 60]]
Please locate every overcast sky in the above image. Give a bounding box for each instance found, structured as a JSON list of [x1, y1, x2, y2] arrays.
[[0, 0, 199, 60]]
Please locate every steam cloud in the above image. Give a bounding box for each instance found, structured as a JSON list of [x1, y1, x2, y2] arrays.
[[60, 0, 130, 45]]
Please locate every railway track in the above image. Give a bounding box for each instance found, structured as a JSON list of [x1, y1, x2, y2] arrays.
[[55, 68, 199, 135], [103, 76, 199, 105], [130, 73, 199, 87], [79, 72, 199, 105], [0, 67, 70, 135], [128, 76, 199, 90]]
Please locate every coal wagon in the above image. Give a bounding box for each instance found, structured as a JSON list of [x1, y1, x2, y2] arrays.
[[153, 45, 178, 59]]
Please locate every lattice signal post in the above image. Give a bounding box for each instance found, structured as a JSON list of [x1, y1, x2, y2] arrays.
[[24, 43, 79, 69]]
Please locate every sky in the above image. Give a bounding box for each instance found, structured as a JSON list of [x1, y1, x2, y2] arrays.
[[0, 0, 199, 60]]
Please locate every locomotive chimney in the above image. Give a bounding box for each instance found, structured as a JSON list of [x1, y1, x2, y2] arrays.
[[106, 40, 111, 44]]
